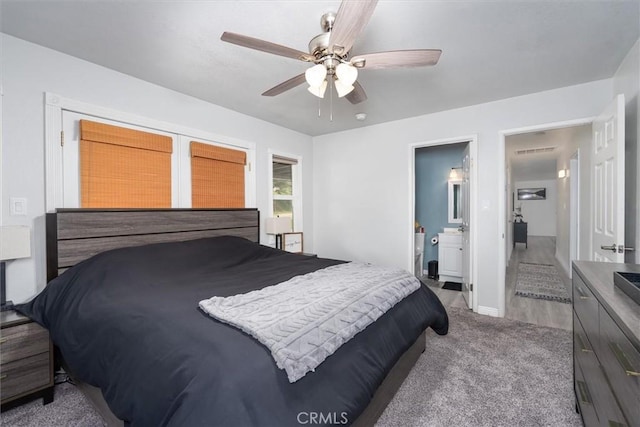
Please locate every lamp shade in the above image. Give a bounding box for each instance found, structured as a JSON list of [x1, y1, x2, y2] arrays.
[[265, 217, 292, 235], [334, 79, 355, 97], [335, 63, 358, 86], [305, 64, 327, 88], [0, 226, 31, 261], [307, 79, 327, 98]]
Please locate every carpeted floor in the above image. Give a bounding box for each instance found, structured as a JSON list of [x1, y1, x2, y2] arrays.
[[376, 308, 581, 426], [1, 308, 581, 427]]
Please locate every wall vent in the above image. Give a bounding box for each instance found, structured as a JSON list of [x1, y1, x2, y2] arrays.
[[515, 146, 556, 155]]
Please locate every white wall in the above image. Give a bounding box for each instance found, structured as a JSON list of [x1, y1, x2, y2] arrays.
[[612, 38, 640, 263], [1, 34, 314, 303], [514, 180, 557, 237], [313, 79, 613, 315]]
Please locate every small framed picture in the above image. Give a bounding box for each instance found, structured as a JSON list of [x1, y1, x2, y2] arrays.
[[282, 232, 303, 253]]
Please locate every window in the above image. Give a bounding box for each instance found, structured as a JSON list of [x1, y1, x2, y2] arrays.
[[79, 120, 173, 208], [271, 154, 301, 231], [48, 96, 256, 211], [190, 141, 246, 208]]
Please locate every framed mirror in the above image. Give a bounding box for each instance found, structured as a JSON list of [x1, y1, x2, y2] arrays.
[[448, 180, 462, 223]]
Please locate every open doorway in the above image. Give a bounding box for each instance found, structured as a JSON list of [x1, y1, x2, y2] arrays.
[[502, 124, 590, 330], [409, 135, 478, 312]]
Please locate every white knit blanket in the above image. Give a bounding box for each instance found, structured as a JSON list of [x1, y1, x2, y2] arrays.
[[199, 262, 421, 382]]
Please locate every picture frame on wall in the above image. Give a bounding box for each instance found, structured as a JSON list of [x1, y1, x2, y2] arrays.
[[282, 232, 303, 253], [517, 187, 546, 200]]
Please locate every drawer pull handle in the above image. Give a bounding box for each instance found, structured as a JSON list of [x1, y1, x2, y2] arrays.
[[575, 286, 590, 300], [0, 374, 7, 380], [0, 338, 7, 344], [608, 421, 627, 427], [609, 342, 640, 377], [575, 333, 592, 353], [576, 380, 592, 404]]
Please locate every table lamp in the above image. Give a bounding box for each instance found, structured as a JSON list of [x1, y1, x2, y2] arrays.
[[0, 225, 31, 311], [265, 217, 292, 250]]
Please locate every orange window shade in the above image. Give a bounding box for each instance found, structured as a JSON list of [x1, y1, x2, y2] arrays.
[[80, 120, 173, 208], [190, 141, 246, 208]]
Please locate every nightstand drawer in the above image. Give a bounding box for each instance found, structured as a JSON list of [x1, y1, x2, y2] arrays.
[[0, 322, 49, 364], [1, 352, 51, 402]]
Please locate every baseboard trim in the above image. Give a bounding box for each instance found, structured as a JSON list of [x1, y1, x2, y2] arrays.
[[477, 306, 500, 317]]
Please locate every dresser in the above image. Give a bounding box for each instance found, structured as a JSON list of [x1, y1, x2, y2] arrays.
[[513, 221, 527, 248], [0, 311, 54, 409], [438, 232, 462, 282], [572, 261, 639, 427]]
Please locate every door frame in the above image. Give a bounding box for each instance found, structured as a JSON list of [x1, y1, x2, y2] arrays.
[[408, 135, 478, 313], [569, 151, 580, 278], [497, 118, 593, 317]]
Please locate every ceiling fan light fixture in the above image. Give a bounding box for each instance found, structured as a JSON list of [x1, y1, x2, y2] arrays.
[[334, 79, 355, 97], [335, 63, 358, 86], [307, 80, 328, 98], [305, 64, 327, 87]]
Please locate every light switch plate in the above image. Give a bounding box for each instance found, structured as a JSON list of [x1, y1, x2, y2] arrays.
[[10, 197, 27, 216]]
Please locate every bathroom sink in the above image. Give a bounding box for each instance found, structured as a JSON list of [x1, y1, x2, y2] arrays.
[[443, 227, 461, 233], [613, 271, 640, 305]]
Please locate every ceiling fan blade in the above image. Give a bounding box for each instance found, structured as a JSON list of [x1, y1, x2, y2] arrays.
[[262, 73, 307, 97], [352, 49, 442, 69], [346, 81, 367, 104], [221, 32, 315, 62], [328, 0, 378, 55]]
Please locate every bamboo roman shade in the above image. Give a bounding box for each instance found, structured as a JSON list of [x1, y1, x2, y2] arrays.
[[80, 120, 173, 208], [190, 141, 246, 208]]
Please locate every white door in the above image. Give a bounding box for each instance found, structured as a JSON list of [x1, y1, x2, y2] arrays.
[[591, 94, 625, 262], [461, 144, 472, 308]]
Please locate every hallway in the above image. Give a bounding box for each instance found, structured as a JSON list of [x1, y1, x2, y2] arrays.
[[428, 235, 573, 330], [506, 236, 572, 330]]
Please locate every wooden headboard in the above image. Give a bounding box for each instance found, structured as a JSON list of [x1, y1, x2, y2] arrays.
[[46, 208, 260, 281]]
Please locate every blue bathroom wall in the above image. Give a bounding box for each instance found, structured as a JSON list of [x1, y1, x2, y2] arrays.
[[415, 142, 467, 269]]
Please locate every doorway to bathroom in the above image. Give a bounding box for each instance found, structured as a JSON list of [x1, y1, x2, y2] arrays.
[[410, 136, 477, 312]]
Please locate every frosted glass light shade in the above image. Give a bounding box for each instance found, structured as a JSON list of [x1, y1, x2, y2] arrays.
[[265, 217, 292, 235], [334, 79, 354, 97], [335, 63, 358, 86], [307, 80, 328, 98], [305, 64, 327, 87], [0, 226, 31, 261]]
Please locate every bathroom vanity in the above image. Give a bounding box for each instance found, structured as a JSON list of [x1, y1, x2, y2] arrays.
[[438, 232, 462, 282]]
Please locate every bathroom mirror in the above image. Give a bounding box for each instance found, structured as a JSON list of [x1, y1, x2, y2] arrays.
[[448, 180, 462, 223]]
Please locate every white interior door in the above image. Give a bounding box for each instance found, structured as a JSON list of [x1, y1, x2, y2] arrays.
[[461, 144, 472, 309], [591, 94, 625, 262]]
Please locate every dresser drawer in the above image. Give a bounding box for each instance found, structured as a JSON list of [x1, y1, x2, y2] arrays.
[[0, 352, 51, 402], [598, 306, 640, 426], [1, 322, 50, 364], [573, 312, 627, 427], [574, 353, 598, 427], [573, 273, 599, 344]]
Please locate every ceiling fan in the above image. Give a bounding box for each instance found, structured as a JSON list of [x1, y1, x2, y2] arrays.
[[220, 0, 442, 105]]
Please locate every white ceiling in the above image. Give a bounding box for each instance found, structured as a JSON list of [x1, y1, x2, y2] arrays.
[[1, 1, 638, 136], [507, 125, 590, 182]]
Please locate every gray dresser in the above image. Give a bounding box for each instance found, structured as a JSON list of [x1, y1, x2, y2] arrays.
[[572, 261, 640, 427]]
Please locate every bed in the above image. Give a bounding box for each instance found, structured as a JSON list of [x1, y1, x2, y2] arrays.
[[16, 208, 448, 426]]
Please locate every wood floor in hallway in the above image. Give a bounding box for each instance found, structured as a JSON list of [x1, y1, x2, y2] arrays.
[[425, 235, 573, 330]]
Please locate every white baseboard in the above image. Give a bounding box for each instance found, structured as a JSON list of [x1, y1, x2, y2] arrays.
[[477, 305, 500, 317]]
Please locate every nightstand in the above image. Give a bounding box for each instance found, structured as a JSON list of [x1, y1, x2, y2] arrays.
[[0, 311, 54, 410]]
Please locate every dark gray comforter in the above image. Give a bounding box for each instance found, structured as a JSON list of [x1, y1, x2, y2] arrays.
[[17, 236, 448, 426]]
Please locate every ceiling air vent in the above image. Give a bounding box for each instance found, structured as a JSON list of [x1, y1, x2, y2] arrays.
[[515, 146, 556, 155]]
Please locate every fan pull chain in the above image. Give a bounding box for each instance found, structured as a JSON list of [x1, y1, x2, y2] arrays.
[[329, 76, 334, 122]]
